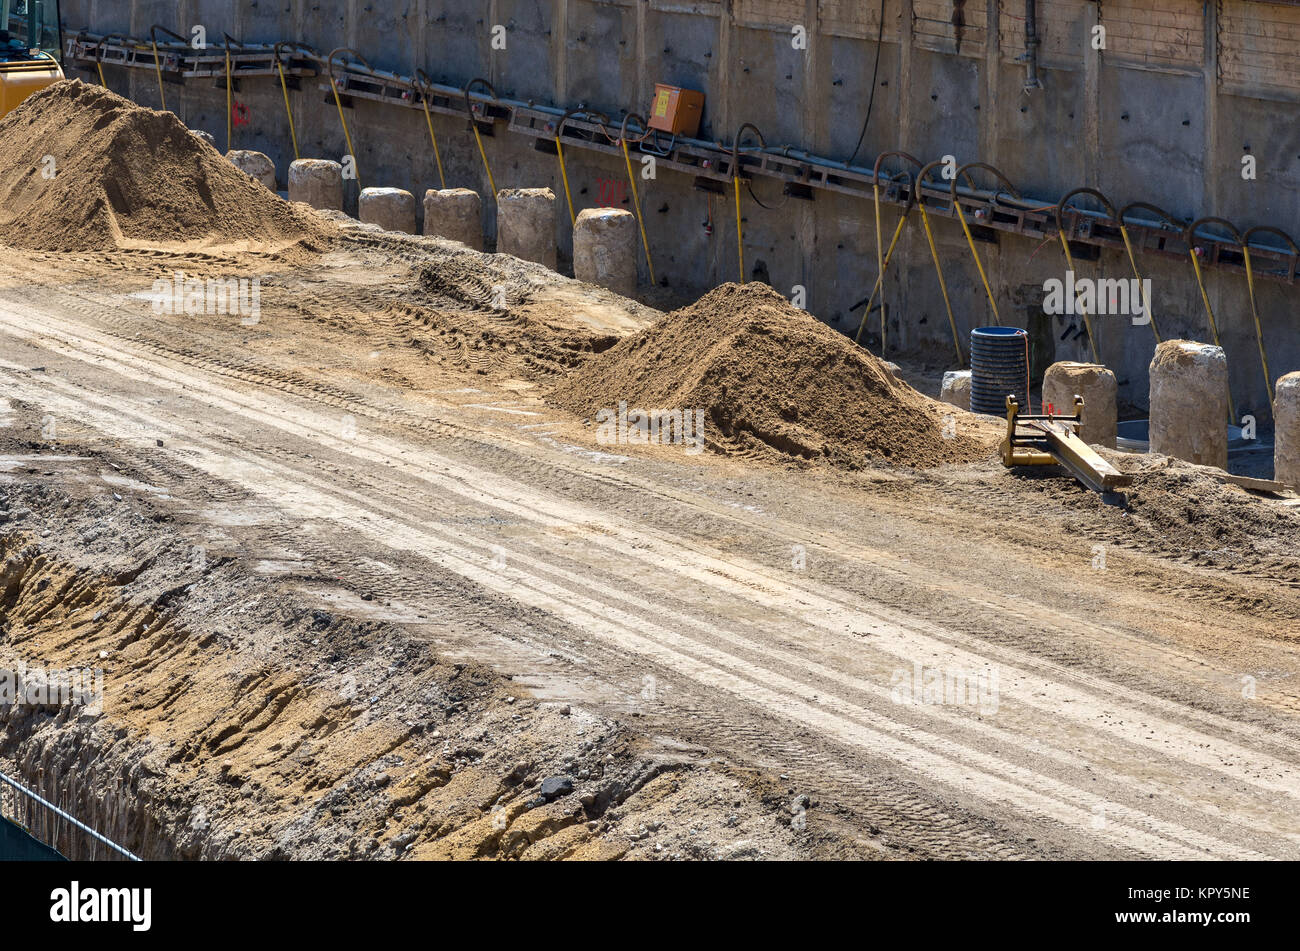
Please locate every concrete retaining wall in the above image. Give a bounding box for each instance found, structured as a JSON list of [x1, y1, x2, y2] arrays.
[[63, 0, 1300, 424]]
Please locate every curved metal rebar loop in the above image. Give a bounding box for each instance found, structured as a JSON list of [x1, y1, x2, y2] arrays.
[[1054, 187, 1118, 236], [327, 46, 376, 86], [274, 40, 321, 70], [950, 162, 1022, 210], [1185, 215, 1244, 251], [872, 150, 924, 185], [618, 111, 651, 146], [1242, 224, 1300, 259], [950, 163, 1022, 327], [1117, 201, 1186, 235], [730, 122, 767, 180], [89, 30, 120, 57], [916, 158, 977, 201], [462, 76, 498, 124]]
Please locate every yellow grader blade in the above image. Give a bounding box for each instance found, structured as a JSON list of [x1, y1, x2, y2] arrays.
[[1001, 396, 1133, 494]]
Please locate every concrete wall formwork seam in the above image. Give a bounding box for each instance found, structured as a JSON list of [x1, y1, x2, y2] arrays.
[[62, 0, 1300, 425]]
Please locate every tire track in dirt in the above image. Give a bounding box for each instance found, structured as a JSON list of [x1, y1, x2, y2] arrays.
[[2, 294, 1299, 858]]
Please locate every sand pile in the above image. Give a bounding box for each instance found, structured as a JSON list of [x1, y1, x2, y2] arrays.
[[0, 80, 330, 251], [552, 282, 995, 469]]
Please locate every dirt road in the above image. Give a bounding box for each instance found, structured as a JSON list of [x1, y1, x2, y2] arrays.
[[2, 228, 1299, 860]]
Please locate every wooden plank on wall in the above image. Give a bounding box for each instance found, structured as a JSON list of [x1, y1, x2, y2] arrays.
[[736, 0, 806, 29], [1101, 0, 1204, 69], [1219, 0, 1300, 101], [819, 0, 902, 40], [912, 0, 987, 56]]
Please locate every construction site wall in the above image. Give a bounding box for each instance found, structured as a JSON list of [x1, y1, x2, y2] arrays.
[[62, 0, 1300, 423]]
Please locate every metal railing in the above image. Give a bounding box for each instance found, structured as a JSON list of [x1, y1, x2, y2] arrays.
[[0, 768, 139, 861]]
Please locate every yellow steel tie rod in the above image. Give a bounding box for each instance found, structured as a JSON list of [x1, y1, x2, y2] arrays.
[[555, 109, 586, 228], [952, 163, 1020, 328], [273, 42, 309, 162], [1185, 217, 1241, 424], [620, 114, 656, 286], [917, 158, 965, 366], [89, 32, 128, 88], [1055, 188, 1117, 364], [327, 48, 374, 191], [730, 124, 767, 285], [855, 173, 919, 346], [1115, 201, 1184, 347], [1240, 225, 1300, 404], [150, 42, 165, 111], [861, 151, 922, 352], [86, 32, 113, 87], [414, 70, 447, 190], [464, 78, 499, 201], [148, 26, 186, 112], [853, 194, 910, 345], [223, 34, 237, 152]]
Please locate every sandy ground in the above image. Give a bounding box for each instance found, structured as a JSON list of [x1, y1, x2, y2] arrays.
[[2, 219, 1299, 860]]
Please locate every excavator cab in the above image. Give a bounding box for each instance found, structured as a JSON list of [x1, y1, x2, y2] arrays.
[[0, 0, 63, 119]]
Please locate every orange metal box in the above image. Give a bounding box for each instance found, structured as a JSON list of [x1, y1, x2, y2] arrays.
[[648, 84, 705, 138]]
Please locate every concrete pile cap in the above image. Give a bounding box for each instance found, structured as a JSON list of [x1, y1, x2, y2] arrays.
[[226, 149, 272, 164], [1046, 361, 1110, 379], [225, 150, 276, 187], [498, 187, 555, 201], [1043, 361, 1117, 447], [361, 187, 414, 200], [426, 187, 479, 199], [1150, 339, 1226, 370], [939, 370, 971, 411], [1274, 372, 1300, 487], [290, 159, 342, 176], [576, 207, 633, 222]]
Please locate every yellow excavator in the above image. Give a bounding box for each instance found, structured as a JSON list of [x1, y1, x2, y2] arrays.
[[0, 0, 62, 119]]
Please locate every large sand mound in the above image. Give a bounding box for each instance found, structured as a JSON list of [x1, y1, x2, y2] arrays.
[[0, 80, 330, 252], [552, 282, 996, 469]]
